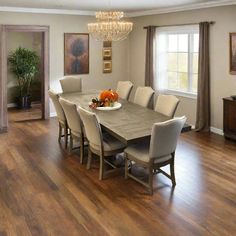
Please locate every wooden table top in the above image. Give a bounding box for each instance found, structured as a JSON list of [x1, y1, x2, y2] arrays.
[[60, 91, 170, 144]]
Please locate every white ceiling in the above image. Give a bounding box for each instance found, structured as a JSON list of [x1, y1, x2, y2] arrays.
[[0, 0, 211, 12], [0, 0, 235, 15]]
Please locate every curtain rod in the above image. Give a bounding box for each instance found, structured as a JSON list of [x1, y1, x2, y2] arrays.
[[143, 21, 215, 29]]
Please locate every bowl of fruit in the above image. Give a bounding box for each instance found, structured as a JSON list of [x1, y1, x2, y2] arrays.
[[89, 89, 121, 111]]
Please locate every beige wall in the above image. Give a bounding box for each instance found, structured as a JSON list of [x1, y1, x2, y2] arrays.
[[0, 12, 129, 113], [1, 6, 236, 129], [129, 5, 236, 129], [7, 31, 42, 104]]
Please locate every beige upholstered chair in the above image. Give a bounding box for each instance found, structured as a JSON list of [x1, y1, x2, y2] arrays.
[[155, 94, 180, 118], [59, 98, 85, 163], [48, 90, 69, 148], [133, 86, 154, 108], [78, 107, 126, 180], [60, 76, 82, 93], [124, 116, 186, 195], [116, 81, 133, 100]]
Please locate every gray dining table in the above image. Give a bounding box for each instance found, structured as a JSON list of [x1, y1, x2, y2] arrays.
[[60, 90, 172, 145]]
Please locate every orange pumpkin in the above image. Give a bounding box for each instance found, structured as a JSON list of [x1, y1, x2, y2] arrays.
[[112, 91, 119, 101], [99, 89, 119, 102]]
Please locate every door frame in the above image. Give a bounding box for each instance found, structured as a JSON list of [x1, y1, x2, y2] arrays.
[[0, 25, 50, 133]]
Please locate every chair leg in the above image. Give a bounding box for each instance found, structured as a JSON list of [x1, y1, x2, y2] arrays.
[[58, 123, 62, 143], [69, 135, 73, 154], [87, 148, 92, 170], [99, 154, 104, 180], [148, 163, 154, 195], [80, 134, 84, 164], [125, 155, 129, 179], [170, 158, 176, 186], [65, 128, 68, 149]]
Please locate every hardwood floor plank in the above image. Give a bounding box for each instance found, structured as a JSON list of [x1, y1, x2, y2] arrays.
[[0, 114, 236, 235]]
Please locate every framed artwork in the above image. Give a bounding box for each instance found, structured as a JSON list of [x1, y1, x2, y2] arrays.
[[230, 33, 236, 75], [103, 48, 112, 60], [103, 41, 112, 74], [64, 33, 89, 75], [103, 61, 112, 73]]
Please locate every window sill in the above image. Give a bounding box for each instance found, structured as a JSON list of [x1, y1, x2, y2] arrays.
[[159, 89, 197, 99]]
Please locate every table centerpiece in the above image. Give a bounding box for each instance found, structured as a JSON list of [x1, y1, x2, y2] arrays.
[[89, 89, 121, 110]]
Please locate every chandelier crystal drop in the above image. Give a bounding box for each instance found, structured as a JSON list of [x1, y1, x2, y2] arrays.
[[88, 11, 133, 41]]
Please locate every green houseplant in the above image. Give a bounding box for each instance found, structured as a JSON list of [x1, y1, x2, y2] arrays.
[[8, 47, 40, 108]]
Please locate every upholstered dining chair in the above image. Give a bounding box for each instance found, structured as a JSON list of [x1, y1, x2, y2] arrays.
[[59, 98, 85, 163], [155, 94, 180, 118], [133, 86, 154, 108], [124, 116, 186, 195], [60, 76, 82, 93], [48, 90, 69, 148], [116, 81, 133, 100], [78, 107, 126, 180]]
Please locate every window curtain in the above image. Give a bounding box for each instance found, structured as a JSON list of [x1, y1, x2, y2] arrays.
[[145, 26, 156, 88], [195, 22, 210, 132]]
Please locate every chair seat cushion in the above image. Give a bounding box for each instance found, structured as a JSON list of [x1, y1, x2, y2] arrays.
[[90, 133, 126, 156], [125, 141, 150, 163], [125, 141, 171, 164]]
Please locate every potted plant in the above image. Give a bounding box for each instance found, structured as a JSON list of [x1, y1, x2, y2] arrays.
[[8, 47, 40, 109]]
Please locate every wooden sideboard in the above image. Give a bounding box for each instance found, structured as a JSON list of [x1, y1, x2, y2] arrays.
[[223, 97, 236, 140]]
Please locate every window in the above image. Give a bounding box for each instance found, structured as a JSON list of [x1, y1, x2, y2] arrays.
[[155, 25, 199, 98]]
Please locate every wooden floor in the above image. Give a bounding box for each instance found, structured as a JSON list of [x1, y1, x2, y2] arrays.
[[8, 103, 42, 122], [0, 116, 236, 236]]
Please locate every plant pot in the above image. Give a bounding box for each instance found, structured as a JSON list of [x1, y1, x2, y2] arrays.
[[16, 95, 32, 109]]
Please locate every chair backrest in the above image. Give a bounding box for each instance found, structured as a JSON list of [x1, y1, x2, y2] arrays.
[[48, 90, 66, 123], [60, 76, 82, 93], [149, 116, 186, 159], [78, 107, 102, 149], [116, 81, 133, 100], [59, 98, 81, 134], [133, 86, 154, 107], [155, 94, 180, 118]]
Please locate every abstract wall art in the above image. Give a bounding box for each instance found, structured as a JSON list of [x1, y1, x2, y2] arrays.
[[64, 33, 89, 75], [230, 33, 236, 75]]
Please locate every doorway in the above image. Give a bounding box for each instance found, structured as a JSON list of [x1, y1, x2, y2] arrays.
[[0, 25, 49, 132]]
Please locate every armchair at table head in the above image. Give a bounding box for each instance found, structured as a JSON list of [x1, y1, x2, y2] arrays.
[[60, 76, 82, 93]]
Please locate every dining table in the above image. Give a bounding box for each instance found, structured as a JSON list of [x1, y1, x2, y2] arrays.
[[60, 90, 189, 145]]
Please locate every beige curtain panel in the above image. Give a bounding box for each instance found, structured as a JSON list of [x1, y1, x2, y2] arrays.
[[145, 26, 156, 88], [195, 22, 211, 132]]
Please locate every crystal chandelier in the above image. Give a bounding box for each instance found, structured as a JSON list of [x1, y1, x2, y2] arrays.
[[88, 11, 133, 41]]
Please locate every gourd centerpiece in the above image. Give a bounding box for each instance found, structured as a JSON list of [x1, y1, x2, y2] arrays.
[[90, 89, 119, 109]]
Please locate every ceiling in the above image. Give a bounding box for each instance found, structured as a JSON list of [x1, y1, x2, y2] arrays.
[[0, 0, 235, 15]]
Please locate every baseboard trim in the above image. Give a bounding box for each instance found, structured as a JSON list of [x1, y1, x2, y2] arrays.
[[210, 127, 224, 136], [187, 124, 224, 136], [50, 112, 57, 117], [7, 103, 17, 108]]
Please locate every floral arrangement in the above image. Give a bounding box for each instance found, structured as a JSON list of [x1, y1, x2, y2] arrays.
[[89, 89, 119, 108]]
